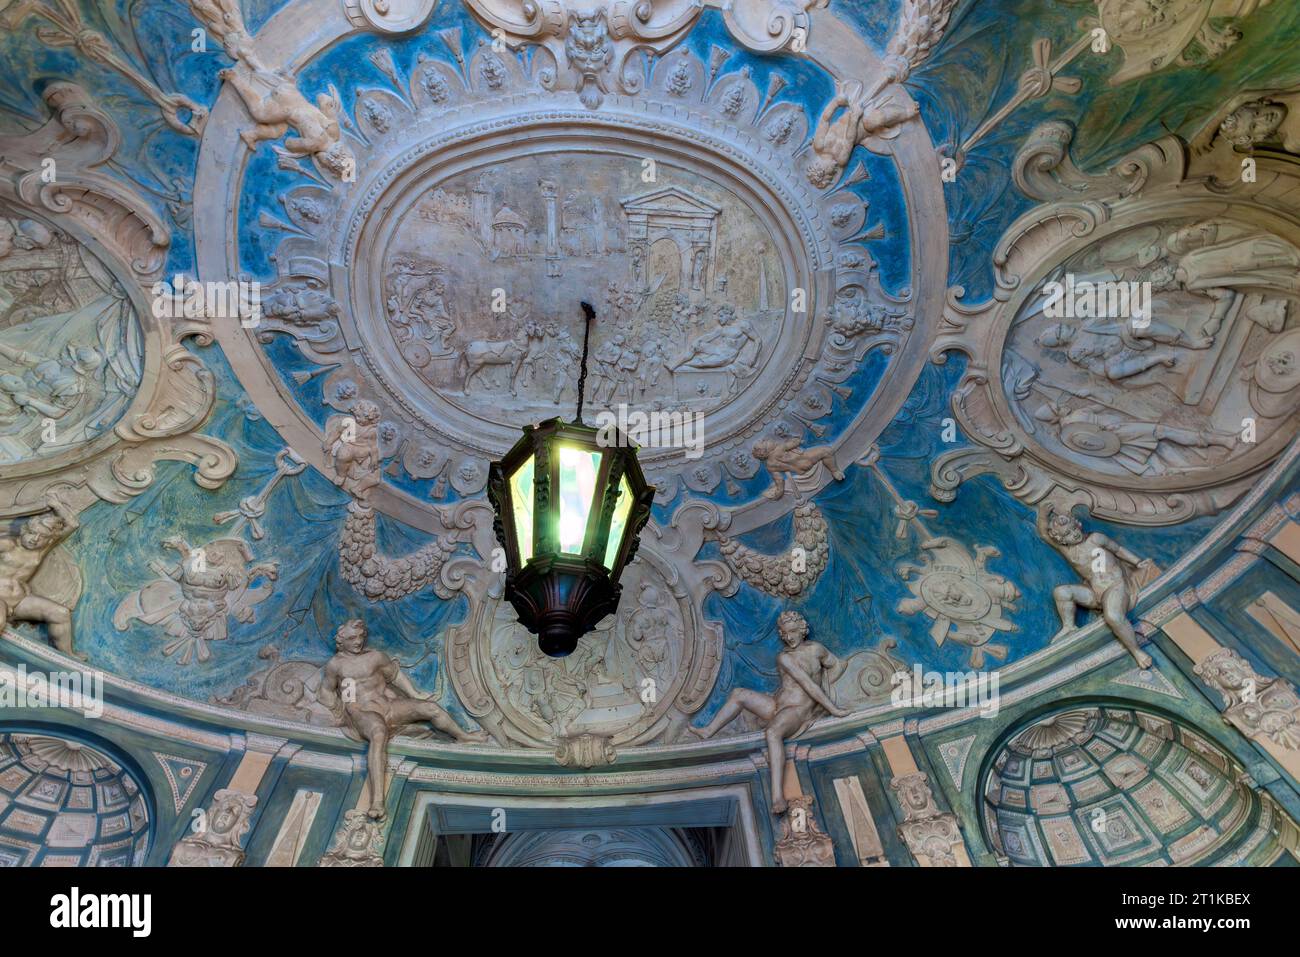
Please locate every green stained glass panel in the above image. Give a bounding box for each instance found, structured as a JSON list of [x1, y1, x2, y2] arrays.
[[509, 454, 535, 562], [558, 445, 602, 554], [603, 474, 634, 571]]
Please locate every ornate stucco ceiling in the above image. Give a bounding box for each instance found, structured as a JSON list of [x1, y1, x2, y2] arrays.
[[2, 0, 1300, 869]]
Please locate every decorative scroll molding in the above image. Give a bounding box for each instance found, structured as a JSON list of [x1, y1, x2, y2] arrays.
[[0, 83, 235, 520], [344, 0, 439, 33]]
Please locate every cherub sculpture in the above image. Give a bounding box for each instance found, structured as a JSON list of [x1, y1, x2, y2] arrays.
[[804, 0, 957, 188], [1038, 506, 1157, 668], [219, 68, 355, 178], [318, 619, 490, 821], [323, 399, 382, 501], [192, 0, 355, 178], [689, 611, 848, 813], [752, 436, 845, 501], [0, 491, 80, 657], [806, 80, 918, 188]]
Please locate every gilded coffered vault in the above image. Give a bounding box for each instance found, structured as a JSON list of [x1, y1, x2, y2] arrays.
[[1, 0, 1300, 873]]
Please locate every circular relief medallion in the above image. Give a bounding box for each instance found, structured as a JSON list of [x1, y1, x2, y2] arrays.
[[221, 39, 929, 507], [919, 571, 994, 624], [376, 152, 787, 427], [467, 555, 717, 747], [0, 210, 143, 466], [1002, 216, 1300, 487]]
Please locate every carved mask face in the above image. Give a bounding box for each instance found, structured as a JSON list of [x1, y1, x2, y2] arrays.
[[212, 801, 241, 834], [1221, 102, 1286, 146], [348, 825, 372, 851]]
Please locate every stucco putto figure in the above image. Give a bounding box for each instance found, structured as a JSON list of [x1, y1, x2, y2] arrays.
[[752, 436, 845, 501], [318, 619, 490, 820], [689, 611, 848, 813], [0, 491, 80, 657], [1039, 507, 1157, 668]]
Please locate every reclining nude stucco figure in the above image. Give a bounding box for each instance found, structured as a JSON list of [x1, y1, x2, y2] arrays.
[[318, 619, 490, 821], [689, 610, 848, 813]]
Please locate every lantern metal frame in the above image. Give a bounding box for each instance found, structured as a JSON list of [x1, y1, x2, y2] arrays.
[[487, 415, 655, 658]]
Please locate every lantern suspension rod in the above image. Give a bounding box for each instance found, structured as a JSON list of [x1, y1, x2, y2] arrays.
[[575, 300, 595, 426]]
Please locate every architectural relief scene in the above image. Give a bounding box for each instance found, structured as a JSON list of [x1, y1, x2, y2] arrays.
[[0, 213, 142, 464], [1, 0, 1300, 903], [1006, 219, 1299, 483], [383, 156, 784, 419]]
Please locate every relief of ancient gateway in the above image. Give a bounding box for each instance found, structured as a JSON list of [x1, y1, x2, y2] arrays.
[[380, 153, 787, 423]]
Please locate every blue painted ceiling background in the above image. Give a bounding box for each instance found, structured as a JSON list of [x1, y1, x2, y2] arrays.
[[0, 0, 1292, 718]]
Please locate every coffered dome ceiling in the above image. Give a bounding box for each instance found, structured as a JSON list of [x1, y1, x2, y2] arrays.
[[2, 0, 1300, 869]]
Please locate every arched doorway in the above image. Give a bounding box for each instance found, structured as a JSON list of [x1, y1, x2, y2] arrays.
[[646, 236, 682, 295], [478, 827, 703, 867]]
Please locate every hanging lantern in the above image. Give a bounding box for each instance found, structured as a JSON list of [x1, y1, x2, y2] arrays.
[[487, 304, 655, 657]]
